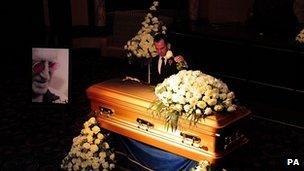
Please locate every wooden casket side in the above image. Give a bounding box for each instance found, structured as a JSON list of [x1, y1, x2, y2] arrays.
[[86, 79, 251, 163]]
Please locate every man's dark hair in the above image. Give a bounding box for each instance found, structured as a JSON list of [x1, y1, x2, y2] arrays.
[[154, 33, 168, 44]]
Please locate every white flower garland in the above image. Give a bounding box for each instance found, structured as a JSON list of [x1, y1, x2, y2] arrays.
[[124, 1, 167, 58], [153, 70, 237, 129], [61, 117, 115, 171]]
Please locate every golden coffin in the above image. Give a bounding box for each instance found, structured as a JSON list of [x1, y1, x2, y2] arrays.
[[86, 79, 251, 164]]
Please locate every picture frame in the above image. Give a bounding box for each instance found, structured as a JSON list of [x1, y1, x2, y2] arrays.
[[32, 47, 69, 104]]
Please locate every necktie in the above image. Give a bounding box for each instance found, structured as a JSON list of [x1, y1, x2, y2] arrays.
[[160, 57, 165, 75]]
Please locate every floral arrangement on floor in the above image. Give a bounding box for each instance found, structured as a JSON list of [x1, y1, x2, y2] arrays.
[[152, 70, 237, 130], [190, 160, 211, 171], [124, 1, 167, 58], [61, 117, 115, 171], [295, 28, 304, 43]]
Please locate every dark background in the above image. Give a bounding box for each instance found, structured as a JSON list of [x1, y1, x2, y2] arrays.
[[1, 0, 303, 170]]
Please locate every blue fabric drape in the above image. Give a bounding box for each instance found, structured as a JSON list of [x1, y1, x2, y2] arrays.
[[112, 133, 197, 171]]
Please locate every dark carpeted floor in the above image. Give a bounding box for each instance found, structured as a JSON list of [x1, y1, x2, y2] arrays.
[[1, 49, 303, 171]]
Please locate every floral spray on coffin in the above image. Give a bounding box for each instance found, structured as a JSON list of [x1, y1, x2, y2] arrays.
[[151, 70, 238, 131], [124, 1, 168, 84]]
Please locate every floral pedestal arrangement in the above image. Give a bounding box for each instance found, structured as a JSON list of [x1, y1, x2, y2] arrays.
[[124, 1, 167, 84], [61, 117, 115, 171]]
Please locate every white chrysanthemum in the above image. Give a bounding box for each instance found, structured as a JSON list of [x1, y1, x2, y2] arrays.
[[90, 144, 99, 153], [110, 153, 115, 160], [197, 101, 207, 109], [227, 104, 237, 112], [92, 125, 101, 134], [110, 163, 115, 169], [88, 117, 96, 124], [204, 107, 212, 115], [83, 142, 91, 149], [103, 142, 110, 149], [214, 104, 224, 112], [102, 161, 109, 169]]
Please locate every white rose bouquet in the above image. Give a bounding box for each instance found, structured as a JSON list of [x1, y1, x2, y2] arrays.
[[124, 1, 167, 58], [152, 70, 237, 130], [61, 117, 115, 171]]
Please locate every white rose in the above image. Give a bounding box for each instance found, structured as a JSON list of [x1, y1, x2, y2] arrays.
[[197, 101, 207, 109], [173, 104, 183, 111], [90, 144, 99, 152], [214, 104, 224, 112], [92, 162, 100, 169], [87, 135, 93, 143], [110, 153, 115, 160], [103, 142, 110, 149], [227, 92, 235, 99], [219, 93, 227, 100], [202, 95, 211, 102], [94, 139, 101, 145], [97, 133, 104, 140], [92, 126, 101, 134], [183, 104, 190, 112], [223, 99, 232, 107], [83, 142, 90, 149], [102, 162, 109, 169], [99, 151, 106, 159], [110, 163, 115, 169], [195, 109, 202, 115], [204, 107, 212, 115], [227, 105, 237, 112], [150, 6, 156, 10], [164, 50, 173, 59]]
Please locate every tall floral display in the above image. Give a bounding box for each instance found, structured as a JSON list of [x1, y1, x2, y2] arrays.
[[61, 117, 115, 171], [152, 70, 237, 130], [124, 1, 167, 83]]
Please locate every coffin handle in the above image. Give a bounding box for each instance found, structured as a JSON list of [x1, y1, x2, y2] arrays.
[[136, 118, 154, 131], [180, 132, 201, 146], [99, 106, 114, 116]]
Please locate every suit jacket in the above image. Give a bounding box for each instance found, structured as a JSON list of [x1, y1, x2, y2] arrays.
[[150, 56, 179, 85]]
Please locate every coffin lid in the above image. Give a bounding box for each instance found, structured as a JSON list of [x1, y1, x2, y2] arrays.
[[87, 78, 251, 129]]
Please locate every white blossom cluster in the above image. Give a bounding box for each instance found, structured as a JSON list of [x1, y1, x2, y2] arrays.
[[296, 28, 304, 43], [124, 1, 167, 58], [155, 70, 237, 119], [61, 117, 115, 171], [191, 160, 210, 171]]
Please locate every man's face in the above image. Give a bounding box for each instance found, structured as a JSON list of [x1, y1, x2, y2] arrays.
[[154, 39, 168, 57], [32, 54, 57, 95]]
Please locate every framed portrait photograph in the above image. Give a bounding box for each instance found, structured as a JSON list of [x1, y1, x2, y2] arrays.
[[32, 48, 69, 104]]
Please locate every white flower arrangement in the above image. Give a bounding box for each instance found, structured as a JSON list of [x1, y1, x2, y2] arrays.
[[296, 28, 304, 43], [152, 70, 237, 130], [191, 160, 211, 171], [61, 117, 115, 171], [124, 1, 167, 58]]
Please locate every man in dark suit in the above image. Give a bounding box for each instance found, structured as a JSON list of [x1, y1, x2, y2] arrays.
[[150, 34, 187, 84]]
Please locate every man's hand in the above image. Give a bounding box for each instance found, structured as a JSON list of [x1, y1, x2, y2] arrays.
[[174, 55, 188, 70], [174, 55, 185, 63]]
